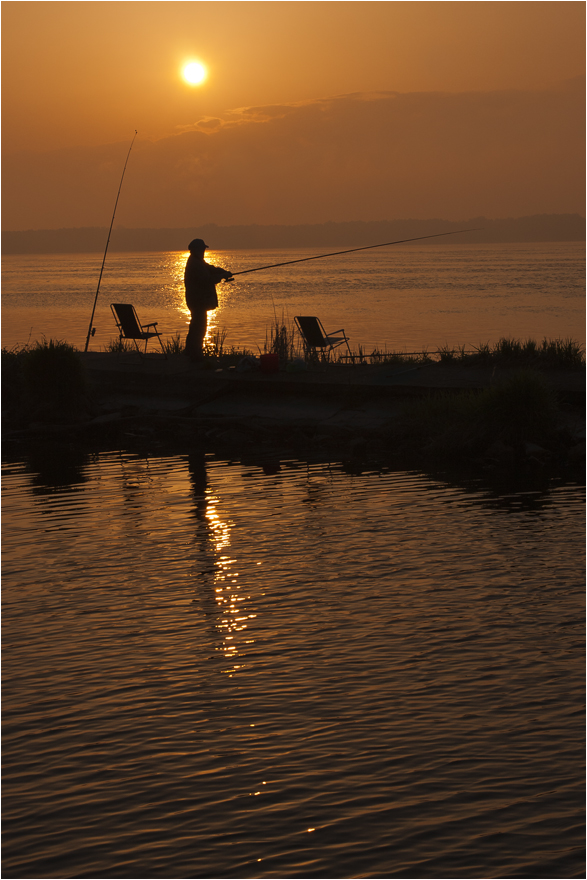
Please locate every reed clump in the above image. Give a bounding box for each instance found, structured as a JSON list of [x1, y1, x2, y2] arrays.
[[103, 335, 185, 356], [203, 329, 254, 365], [329, 337, 584, 370], [263, 315, 299, 362], [335, 337, 584, 369], [438, 337, 584, 370], [2, 338, 86, 420], [340, 347, 433, 367], [103, 338, 134, 354], [163, 334, 184, 356]]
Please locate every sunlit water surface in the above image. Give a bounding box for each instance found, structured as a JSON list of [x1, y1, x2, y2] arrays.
[[2, 451, 585, 878], [2, 242, 584, 353]]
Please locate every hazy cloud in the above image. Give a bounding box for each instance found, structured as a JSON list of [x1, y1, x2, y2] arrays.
[[3, 80, 584, 230]]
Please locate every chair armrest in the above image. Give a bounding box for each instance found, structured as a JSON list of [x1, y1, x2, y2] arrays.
[[141, 322, 158, 329]]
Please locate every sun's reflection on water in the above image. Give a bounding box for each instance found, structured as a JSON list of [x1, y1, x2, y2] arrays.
[[188, 454, 256, 673]]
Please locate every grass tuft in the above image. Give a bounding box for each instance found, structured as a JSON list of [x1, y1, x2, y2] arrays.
[[103, 338, 134, 353], [437, 337, 584, 370], [2, 338, 86, 420], [102, 329, 585, 372], [163, 334, 185, 356], [263, 315, 299, 362]]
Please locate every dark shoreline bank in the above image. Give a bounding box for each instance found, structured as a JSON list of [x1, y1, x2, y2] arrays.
[[3, 353, 585, 490]]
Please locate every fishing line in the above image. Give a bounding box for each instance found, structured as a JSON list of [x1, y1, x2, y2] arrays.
[[228, 228, 481, 278], [84, 130, 138, 352]]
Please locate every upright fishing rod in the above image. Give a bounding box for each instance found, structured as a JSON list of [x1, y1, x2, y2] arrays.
[[84, 131, 138, 352], [229, 228, 481, 277]]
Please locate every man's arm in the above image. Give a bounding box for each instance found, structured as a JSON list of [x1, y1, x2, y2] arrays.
[[208, 265, 233, 283]]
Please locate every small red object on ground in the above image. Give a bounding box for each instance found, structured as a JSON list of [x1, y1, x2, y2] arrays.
[[259, 353, 279, 374]]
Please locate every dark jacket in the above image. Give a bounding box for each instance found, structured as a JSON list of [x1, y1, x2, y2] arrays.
[[184, 256, 232, 311]]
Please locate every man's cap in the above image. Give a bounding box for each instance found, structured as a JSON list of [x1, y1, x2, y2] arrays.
[[188, 238, 208, 252]]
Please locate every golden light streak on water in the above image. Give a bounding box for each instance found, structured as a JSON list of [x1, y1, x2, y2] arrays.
[[192, 472, 257, 672]]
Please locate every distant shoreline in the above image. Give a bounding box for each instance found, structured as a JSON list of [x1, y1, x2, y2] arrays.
[[2, 214, 585, 255]]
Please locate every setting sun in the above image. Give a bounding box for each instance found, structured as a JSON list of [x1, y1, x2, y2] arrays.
[[182, 61, 207, 86]]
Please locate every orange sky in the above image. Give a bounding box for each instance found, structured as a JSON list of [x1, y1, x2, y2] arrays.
[[2, 1, 585, 229]]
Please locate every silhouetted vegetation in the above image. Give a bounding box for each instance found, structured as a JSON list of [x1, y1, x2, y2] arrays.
[[263, 315, 297, 362], [436, 337, 584, 370], [2, 338, 86, 422], [343, 337, 584, 369], [317, 334, 584, 370], [395, 370, 564, 461], [100, 322, 584, 372]]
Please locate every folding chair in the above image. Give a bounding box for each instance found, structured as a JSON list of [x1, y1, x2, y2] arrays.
[[110, 303, 166, 357], [294, 316, 351, 360]]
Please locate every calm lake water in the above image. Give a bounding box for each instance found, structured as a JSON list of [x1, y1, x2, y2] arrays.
[[1, 242, 585, 354], [2, 450, 585, 878]]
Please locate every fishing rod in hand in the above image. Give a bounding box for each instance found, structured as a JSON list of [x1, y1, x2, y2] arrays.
[[226, 228, 482, 279], [84, 131, 138, 352]]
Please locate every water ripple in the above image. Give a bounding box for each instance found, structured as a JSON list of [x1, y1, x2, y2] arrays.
[[2, 453, 585, 877]]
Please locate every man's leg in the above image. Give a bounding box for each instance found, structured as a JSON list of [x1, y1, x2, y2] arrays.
[[185, 309, 208, 360]]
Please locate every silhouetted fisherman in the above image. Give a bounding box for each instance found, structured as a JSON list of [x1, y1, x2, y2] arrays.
[[184, 238, 233, 361]]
